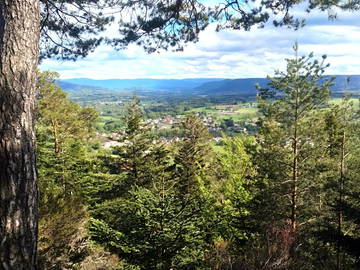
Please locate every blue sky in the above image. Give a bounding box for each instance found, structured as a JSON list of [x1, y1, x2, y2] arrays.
[[40, 5, 360, 79]]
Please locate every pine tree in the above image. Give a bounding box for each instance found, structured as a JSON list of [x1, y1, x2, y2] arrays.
[[256, 44, 333, 267], [90, 113, 218, 269], [215, 136, 255, 242], [207, 135, 257, 269], [315, 98, 360, 269], [173, 114, 212, 195], [35, 71, 111, 268], [2, 1, 359, 266], [36, 71, 98, 196], [91, 181, 211, 270]]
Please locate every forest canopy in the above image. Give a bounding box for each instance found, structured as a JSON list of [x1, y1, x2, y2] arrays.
[[34, 47, 360, 268], [1, 0, 360, 268]]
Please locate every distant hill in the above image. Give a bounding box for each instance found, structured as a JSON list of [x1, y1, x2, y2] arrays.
[[58, 75, 360, 98], [61, 78, 223, 91], [57, 81, 109, 92], [194, 75, 360, 97], [328, 75, 360, 93], [193, 78, 269, 96]]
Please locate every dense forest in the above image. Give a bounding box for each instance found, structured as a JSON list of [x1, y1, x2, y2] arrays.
[[1, 0, 360, 269], [35, 48, 360, 269]]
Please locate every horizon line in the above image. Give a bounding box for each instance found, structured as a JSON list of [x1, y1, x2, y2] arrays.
[[60, 74, 360, 81]]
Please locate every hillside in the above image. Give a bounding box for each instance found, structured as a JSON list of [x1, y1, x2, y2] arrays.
[[193, 78, 268, 96], [61, 78, 223, 91], [58, 75, 360, 99], [194, 75, 360, 96]]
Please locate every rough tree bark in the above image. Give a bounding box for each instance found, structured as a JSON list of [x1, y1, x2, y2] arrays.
[[0, 0, 40, 269]]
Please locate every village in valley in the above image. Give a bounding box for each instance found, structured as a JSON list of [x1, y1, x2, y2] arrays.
[[98, 102, 259, 148]]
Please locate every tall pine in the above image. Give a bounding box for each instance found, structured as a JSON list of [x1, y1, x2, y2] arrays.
[[256, 44, 333, 268]]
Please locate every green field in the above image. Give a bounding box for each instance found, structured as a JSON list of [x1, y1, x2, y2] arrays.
[[187, 103, 259, 122], [100, 115, 119, 121], [90, 96, 359, 134], [329, 97, 359, 106]]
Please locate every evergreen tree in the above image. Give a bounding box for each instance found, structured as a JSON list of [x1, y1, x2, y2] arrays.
[[2, 1, 359, 266], [215, 136, 256, 242], [256, 44, 333, 268], [172, 114, 218, 267], [91, 113, 217, 269], [35, 72, 117, 268], [91, 182, 211, 270], [315, 98, 360, 269], [117, 95, 155, 188], [36, 71, 98, 196], [173, 114, 212, 195], [208, 135, 257, 269], [103, 95, 170, 197]]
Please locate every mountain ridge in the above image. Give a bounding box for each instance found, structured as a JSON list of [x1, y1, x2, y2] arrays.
[[61, 78, 224, 91], [58, 75, 360, 97]]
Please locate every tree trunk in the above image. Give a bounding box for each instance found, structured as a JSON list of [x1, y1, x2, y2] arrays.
[[337, 130, 346, 270], [291, 134, 298, 233], [291, 86, 299, 234], [0, 0, 40, 269]]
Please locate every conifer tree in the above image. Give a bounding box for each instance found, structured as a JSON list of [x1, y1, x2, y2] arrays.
[[105, 95, 169, 196], [256, 44, 333, 267], [315, 98, 360, 269], [90, 106, 215, 269], [91, 179, 211, 270], [173, 114, 212, 195], [215, 136, 255, 241], [207, 136, 257, 268], [2, 1, 359, 266], [36, 71, 106, 268], [36, 71, 98, 195]]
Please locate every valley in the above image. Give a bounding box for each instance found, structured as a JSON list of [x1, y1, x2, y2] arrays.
[[58, 75, 360, 139]]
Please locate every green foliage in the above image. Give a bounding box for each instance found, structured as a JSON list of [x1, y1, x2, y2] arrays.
[[91, 186, 211, 270], [90, 110, 218, 269], [258, 46, 331, 219], [37, 71, 99, 202], [173, 114, 213, 195], [313, 98, 360, 268], [36, 71, 118, 269], [40, 0, 360, 60], [251, 45, 334, 268], [34, 52, 360, 269], [222, 118, 234, 128], [109, 95, 170, 194], [215, 136, 256, 242], [37, 71, 98, 153]]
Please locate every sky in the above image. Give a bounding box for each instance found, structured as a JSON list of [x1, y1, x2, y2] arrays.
[[40, 4, 360, 80]]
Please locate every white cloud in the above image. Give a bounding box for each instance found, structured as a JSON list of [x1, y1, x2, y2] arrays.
[[40, 9, 360, 79]]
